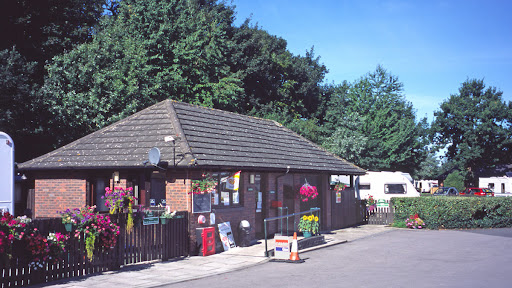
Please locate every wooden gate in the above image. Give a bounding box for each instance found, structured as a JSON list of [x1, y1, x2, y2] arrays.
[[367, 200, 395, 225], [331, 188, 366, 229]]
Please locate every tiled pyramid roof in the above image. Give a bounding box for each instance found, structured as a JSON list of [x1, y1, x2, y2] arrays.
[[19, 100, 365, 175]]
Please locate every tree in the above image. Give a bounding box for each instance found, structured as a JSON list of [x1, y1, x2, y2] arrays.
[[43, 0, 244, 146], [323, 65, 428, 174], [444, 170, 465, 192], [232, 22, 328, 121], [431, 79, 512, 184], [0, 0, 108, 161], [322, 112, 368, 165], [413, 150, 441, 180]]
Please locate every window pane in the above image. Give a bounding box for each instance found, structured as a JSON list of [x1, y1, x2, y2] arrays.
[[360, 184, 371, 190], [96, 179, 109, 212], [385, 184, 406, 194]]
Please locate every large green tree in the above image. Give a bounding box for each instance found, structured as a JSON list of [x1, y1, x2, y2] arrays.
[[42, 1, 330, 147], [323, 66, 428, 174], [231, 21, 328, 135], [0, 0, 108, 161], [431, 79, 512, 184], [43, 0, 244, 146]]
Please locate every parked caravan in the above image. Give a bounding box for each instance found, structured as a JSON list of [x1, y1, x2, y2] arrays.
[[414, 179, 439, 193], [356, 171, 420, 201], [479, 176, 512, 197]]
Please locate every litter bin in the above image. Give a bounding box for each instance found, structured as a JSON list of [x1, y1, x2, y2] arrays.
[[238, 220, 251, 247]]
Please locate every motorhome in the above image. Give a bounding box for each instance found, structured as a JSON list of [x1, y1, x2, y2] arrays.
[[414, 179, 439, 193], [356, 171, 420, 201]]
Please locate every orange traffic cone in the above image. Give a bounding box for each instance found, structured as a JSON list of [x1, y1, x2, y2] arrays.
[[289, 232, 300, 261]]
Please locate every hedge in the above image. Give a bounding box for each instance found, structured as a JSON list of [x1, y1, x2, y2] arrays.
[[392, 197, 512, 229]]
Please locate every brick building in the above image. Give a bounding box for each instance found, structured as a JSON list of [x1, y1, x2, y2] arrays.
[[19, 100, 365, 250]]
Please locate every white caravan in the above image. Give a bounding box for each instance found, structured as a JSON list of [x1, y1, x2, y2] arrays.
[[479, 176, 512, 197], [356, 171, 420, 201], [414, 179, 439, 193]]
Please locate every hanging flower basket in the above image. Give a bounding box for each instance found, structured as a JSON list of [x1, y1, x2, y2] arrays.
[[190, 173, 217, 194], [299, 181, 318, 202]]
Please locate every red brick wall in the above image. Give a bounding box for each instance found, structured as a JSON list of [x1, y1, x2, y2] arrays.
[[166, 171, 192, 212], [34, 172, 87, 218]]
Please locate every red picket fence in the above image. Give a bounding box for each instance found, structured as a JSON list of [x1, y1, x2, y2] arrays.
[[1, 212, 189, 287]]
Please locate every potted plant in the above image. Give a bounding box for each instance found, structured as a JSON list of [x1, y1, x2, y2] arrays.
[[297, 214, 319, 237], [58, 208, 80, 232], [367, 195, 376, 212], [190, 173, 217, 194], [71, 206, 120, 261], [160, 210, 177, 225], [103, 187, 137, 233], [299, 181, 318, 202], [334, 182, 346, 191]]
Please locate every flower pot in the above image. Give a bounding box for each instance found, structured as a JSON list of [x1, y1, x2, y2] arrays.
[[64, 223, 72, 232], [303, 231, 312, 238], [160, 217, 167, 225]]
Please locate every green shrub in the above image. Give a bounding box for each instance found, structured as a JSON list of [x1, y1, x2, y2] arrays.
[[392, 197, 512, 229], [444, 170, 465, 192]]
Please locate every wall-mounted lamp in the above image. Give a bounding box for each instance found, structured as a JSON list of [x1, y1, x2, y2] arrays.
[[165, 135, 179, 168], [113, 171, 120, 183]]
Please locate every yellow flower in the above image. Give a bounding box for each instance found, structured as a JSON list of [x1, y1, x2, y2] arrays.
[[314, 216, 319, 222], [302, 215, 308, 220], [308, 215, 314, 221]]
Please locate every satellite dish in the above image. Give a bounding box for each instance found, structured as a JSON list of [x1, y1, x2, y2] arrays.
[[148, 147, 161, 165]]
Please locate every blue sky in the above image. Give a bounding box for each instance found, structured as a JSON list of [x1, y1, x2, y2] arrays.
[[231, 0, 512, 122]]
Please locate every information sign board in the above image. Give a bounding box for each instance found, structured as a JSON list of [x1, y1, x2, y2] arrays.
[[193, 193, 211, 213], [377, 199, 389, 208], [274, 235, 290, 259], [218, 222, 236, 251]]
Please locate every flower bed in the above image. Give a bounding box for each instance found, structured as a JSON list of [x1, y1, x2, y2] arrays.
[[59, 206, 120, 261], [1, 212, 68, 269]]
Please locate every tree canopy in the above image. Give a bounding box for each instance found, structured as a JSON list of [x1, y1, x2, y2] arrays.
[[2, 0, 474, 180], [322, 66, 428, 175], [431, 79, 512, 184]]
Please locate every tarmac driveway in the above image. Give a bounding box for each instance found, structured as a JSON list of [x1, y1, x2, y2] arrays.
[[170, 228, 512, 288]]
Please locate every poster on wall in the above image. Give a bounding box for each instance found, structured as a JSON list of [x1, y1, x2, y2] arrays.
[[336, 191, 342, 203], [192, 193, 211, 213], [218, 222, 236, 251]]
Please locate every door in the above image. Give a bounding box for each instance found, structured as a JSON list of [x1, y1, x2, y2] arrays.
[[252, 174, 265, 237], [283, 184, 295, 235]]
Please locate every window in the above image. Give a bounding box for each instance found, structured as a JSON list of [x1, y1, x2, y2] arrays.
[[211, 172, 242, 208], [501, 183, 506, 193], [87, 177, 110, 212], [359, 184, 371, 190], [384, 184, 406, 194]]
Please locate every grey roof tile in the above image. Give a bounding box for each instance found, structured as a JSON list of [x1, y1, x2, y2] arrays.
[[19, 100, 365, 175]]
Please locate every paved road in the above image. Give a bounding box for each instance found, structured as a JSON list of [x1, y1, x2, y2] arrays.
[[167, 228, 512, 288]]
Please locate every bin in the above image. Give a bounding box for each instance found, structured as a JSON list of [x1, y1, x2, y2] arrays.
[[238, 220, 251, 247], [196, 227, 215, 256]]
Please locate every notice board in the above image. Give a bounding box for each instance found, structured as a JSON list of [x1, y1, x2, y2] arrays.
[[218, 222, 236, 251], [192, 193, 211, 213]]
